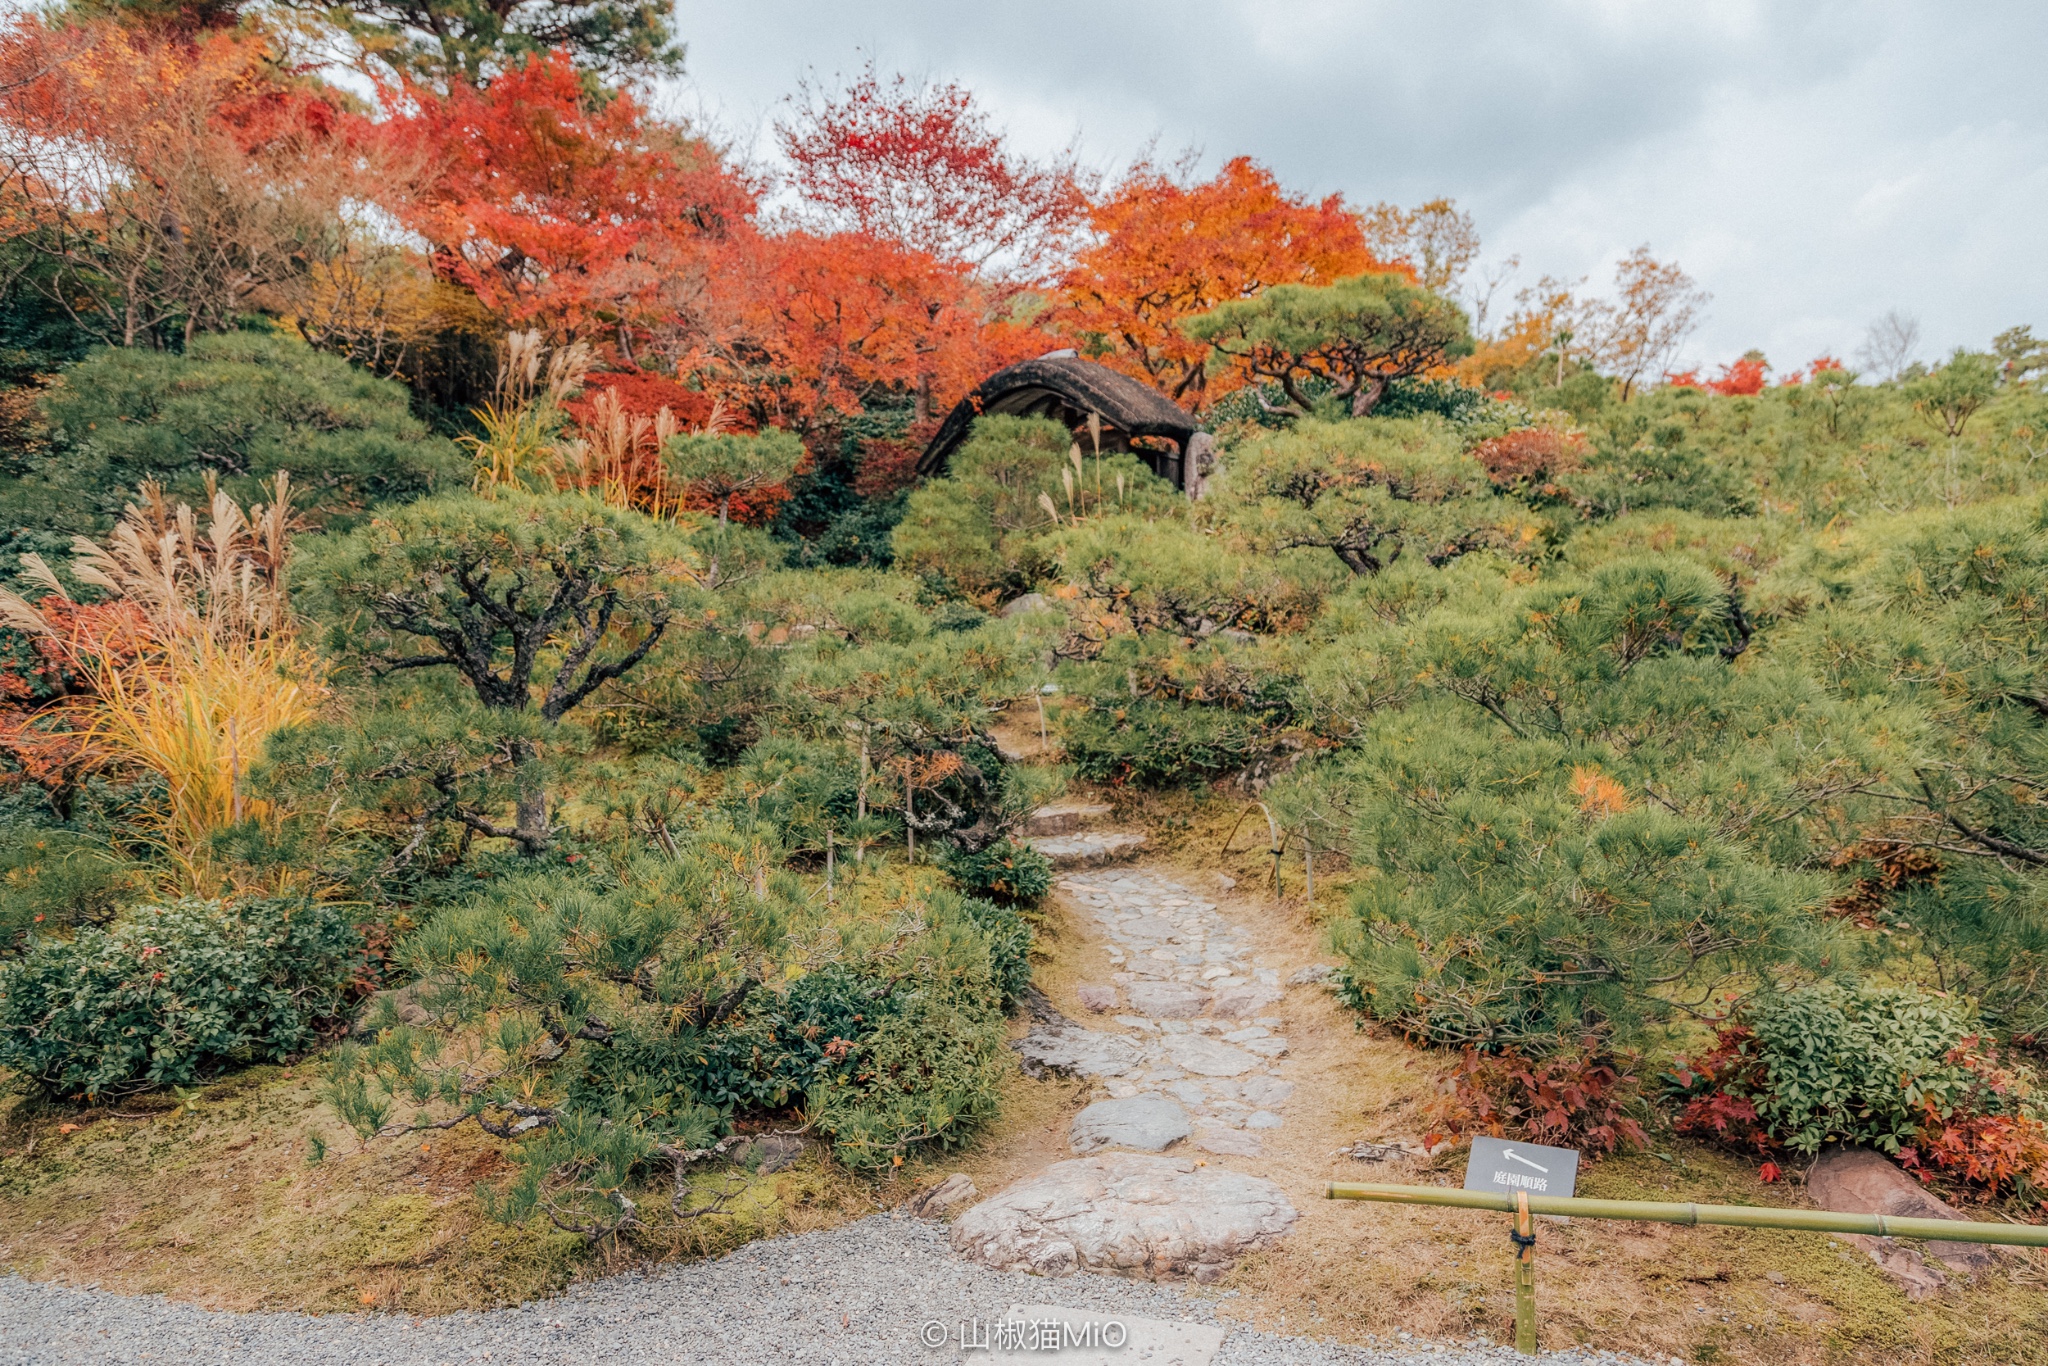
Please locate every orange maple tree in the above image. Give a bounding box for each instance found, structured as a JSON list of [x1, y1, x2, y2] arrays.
[[1058, 156, 1386, 409], [687, 229, 1053, 432]]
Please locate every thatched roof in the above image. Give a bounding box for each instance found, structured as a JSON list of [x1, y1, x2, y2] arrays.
[[916, 356, 1202, 488]]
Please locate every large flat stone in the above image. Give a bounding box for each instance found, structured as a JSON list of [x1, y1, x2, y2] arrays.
[[1014, 1026, 1145, 1080], [950, 1154, 1296, 1282], [1194, 1126, 1263, 1157], [1126, 981, 1212, 1018], [1070, 1094, 1192, 1154], [1074, 982, 1120, 1013], [1808, 1145, 2006, 1294], [1160, 1033, 1261, 1077]]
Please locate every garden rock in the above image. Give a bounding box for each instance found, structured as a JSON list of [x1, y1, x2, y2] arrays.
[[1074, 983, 1120, 1013], [1209, 983, 1282, 1019], [1808, 1145, 2004, 1293], [1001, 592, 1053, 617], [731, 1134, 805, 1174], [1024, 802, 1113, 836], [1287, 963, 1336, 986], [1069, 1095, 1193, 1154], [897, 1173, 978, 1219], [950, 1154, 1296, 1282], [1027, 831, 1148, 868]]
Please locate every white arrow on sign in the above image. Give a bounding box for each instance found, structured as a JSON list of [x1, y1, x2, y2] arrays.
[[1502, 1148, 1550, 1174]]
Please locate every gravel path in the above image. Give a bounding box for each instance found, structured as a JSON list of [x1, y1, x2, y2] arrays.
[[0, 1216, 1655, 1366]]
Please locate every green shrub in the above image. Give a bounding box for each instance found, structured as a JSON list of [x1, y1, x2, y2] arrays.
[[0, 897, 361, 1099], [1061, 699, 1276, 787], [956, 893, 1035, 1007], [26, 332, 459, 533], [328, 842, 1018, 1233], [1671, 982, 2003, 1156], [0, 828, 138, 951], [941, 837, 1053, 907]]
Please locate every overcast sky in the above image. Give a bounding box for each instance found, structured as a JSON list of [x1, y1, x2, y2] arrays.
[[669, 0, 2047, 374]]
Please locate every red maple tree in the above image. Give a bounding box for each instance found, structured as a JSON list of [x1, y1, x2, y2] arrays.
[[776, 60, 1090, 283], [377, 50, 757, 345]]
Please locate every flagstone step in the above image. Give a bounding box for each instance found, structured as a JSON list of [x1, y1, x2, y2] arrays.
[[1022, 801, 1114, 837], [1026, 831, 1147, 867]]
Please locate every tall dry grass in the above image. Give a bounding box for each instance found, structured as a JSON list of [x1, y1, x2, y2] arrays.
[[0, 474, 322, 880], [464, 330, 593, 496]]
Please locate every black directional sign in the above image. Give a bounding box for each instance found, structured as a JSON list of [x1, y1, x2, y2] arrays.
[[1463, 1136, 1580, 1199]]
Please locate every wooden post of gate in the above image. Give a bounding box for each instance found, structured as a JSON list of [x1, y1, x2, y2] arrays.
[[1512, 1189, 1537, 1354]]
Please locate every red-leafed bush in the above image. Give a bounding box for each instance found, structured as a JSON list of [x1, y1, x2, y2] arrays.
[[1469, 426, 1587, 488], [1899, 1039, 2048, 1208], [1671, 987, 2048, 1209], [1432, 1040, 1651, 1156], [1708, 356, 1768, 396], [562, 369, 727, 433], [854, 421, 938, 498]]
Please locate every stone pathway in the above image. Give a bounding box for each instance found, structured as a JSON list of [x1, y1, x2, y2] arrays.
[[1018, 868, 1295, 1159], [951, 800, 1327, 1285]]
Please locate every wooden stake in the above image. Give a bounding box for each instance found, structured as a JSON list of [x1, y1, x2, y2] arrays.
[[1303, 831, 1314, 905], [1036, 690, 1048, 751], [826, 829, 836, 906], [1513, 1190, 1537, 1355], [904, 766, 914, 861]]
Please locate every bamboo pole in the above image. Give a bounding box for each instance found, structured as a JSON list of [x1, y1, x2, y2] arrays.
[[1326, 1183, 2048, 1247], [825, 829, 835, 906], [1512, 1190, 1536, 1355]]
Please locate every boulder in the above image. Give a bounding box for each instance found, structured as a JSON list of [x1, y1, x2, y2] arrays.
[[1125, 981, 1212, 1019], [1023, 802, 1113, 836], [897, 1172, 978, 1219], [730, 1133, 804, 1174], [1002, 592, 1053, 617], [1808, 1145, 2006, 1296], [1069, 1095, 1193, 1154], [950, 1153, 1296, 1282], [1027, 831, 1148, 868]]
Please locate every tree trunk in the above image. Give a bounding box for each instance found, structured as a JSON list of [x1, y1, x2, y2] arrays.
[[1349, 375, 1388, 417], [914, 373, 932, 425], [513, 738, 549, 855]]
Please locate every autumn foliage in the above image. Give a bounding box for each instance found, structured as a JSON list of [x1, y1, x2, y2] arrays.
[[777, 61, 1089, 282], [1433, 1042, 1651, 1157], [377, 50, 755, 340], [1470, 426, 1587, 487], [1060, 156, 1386, 408], [0, 18, 366, 346]]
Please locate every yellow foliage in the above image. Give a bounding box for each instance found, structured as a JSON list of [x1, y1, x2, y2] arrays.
[[0, 475, 322, 879]]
